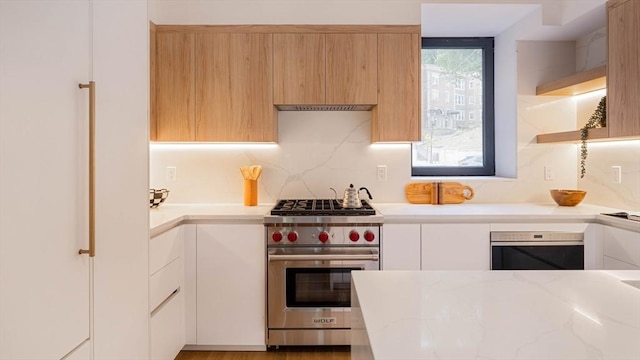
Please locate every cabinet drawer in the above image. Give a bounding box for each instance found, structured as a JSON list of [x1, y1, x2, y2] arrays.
[[151, 288, 185, 360], [150, 226, 182, 276], [150, 257, 182, 312], [603, 227, 640, 267]]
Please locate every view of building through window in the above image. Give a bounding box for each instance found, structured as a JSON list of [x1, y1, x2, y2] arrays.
[[413, 48, 484, 168]]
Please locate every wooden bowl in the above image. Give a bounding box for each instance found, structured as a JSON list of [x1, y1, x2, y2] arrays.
[[550, 189, 586, 207]]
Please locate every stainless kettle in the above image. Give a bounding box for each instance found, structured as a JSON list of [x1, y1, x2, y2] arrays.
[[331, 184, 373, 208]]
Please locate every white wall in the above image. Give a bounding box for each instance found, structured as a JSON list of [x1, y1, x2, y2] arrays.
[[149, 0, 639, 211]]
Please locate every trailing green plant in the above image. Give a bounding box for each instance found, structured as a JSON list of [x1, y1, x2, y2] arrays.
[[580, 96, 606, 178]]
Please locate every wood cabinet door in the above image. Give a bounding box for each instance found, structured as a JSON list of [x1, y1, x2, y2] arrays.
[[372, 33, 421, 142], [326, 34, 378, 105], [0, 1, 90, 358], [155, 32, 195, 141], [273, 33, 325, 105], [196, 33, 275, 142], [607, 0, 640, 138]]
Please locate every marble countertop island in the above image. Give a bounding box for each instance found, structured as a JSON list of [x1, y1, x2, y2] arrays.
[[351, 270, 640, 360]]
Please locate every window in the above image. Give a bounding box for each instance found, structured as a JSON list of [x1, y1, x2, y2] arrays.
[[431, 89, 439, 101], [412, 37, 495, 176], [431, 73, 439, 85]]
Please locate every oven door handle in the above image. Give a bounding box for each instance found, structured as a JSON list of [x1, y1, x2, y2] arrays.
[[491, 241, 584, 246], [268, 251, 379, 262]]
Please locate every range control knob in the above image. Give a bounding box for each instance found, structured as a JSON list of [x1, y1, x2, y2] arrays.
[[272, 231, 283, 243], [318, 231, 330, 243], [287, 231, 298, 242], [349, 230, 360, 242], [364, 230, 376, 242]]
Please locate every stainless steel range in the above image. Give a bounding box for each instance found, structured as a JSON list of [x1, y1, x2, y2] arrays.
[[264, 199, 382, 347]]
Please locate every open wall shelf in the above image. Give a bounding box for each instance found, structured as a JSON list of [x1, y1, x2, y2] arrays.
[[536, 127, 608, 143], [536, 65, 606, 96]]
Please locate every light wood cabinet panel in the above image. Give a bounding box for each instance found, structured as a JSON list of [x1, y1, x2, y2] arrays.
[[150, 22, 157, 140], [373, 33, 421, 142], [273, 33, 326, 105], [607, 0, 640, 138], [326, 34, 378, 105], [155, 32, 195, 141], [195, 33, 276, 142]]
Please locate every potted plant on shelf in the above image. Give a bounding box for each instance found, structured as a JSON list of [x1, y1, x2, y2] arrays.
[[580, 96, 606, 178]]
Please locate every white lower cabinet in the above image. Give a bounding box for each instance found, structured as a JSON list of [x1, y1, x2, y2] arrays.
[[421, 224, 491, 270], [603, 226, 640, 270], [150, 225, 186, 360], [150, 289, 185, 360], [382, 224, 421, 270], [196, 224, 265, 349]]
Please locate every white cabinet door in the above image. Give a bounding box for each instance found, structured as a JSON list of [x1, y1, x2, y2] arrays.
[[421, 224, 491, 270], [603, 226, 640, 268], [382, 224, 421, 270], [92, 1, 150, 359], [183, 225, 197, 345], [196, 224, 265, 348], [0, 1, 91, 359]]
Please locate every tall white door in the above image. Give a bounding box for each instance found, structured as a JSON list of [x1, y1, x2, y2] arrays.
[[0, 1, 92, 359]]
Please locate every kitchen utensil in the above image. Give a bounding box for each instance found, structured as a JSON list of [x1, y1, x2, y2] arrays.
[[149, 189, 169, 208], [405, 182, 474, 204], [330, 184, 373, 208], [550, 189, 586, 206], [240, 165, 263, 206]]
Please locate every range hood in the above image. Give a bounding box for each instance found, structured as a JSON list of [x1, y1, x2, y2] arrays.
[[275, 104, 375, 111]]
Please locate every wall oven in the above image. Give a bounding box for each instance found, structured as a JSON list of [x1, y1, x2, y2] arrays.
[[264, 199, 382, 347], [491, 231, 584, 270]]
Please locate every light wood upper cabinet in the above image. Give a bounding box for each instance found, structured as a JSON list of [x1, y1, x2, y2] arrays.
[[372, 33, 421, 142], [326, 34, 378, 105], [273, 32, 378, 106], [607, 0, 640, 138], [155, 32, 196, 141], [273, 33, 325, 105], [152, 25, 420, 143], [196, 33, 276, 142]]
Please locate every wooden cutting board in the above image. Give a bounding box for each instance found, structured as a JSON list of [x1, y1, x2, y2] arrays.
[[405, 182, 475, 204], [404, 182, 437, 204]]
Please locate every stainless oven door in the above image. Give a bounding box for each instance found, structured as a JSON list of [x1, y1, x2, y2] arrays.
[[491, 241, 584, 270], [267, 247, 379, 330]]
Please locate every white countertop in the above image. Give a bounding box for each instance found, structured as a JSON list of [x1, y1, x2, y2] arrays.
[[149, 203, 272, 237], [150, 202, 639, 237], [351, 270, 640, 360]]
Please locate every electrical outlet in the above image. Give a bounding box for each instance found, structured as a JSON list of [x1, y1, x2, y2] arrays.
[[611, 165, 622, 183], [377, 165, 387, 182], [166, 166, 177, 182], [544, 166, 554, 181]]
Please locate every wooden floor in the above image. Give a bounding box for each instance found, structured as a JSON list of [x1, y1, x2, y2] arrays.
[[175, 347, 350, 360]]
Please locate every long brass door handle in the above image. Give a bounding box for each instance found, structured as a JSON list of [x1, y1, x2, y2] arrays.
[[78, 81, 95, 257]]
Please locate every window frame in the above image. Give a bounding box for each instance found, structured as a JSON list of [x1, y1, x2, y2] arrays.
[[412, 37, 495, 177]]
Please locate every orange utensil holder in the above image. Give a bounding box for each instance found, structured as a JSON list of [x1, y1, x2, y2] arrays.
[[244, 179, 258, 206]]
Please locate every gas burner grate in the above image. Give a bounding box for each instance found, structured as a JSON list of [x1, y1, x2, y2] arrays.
[[270, 199, 375, 216]]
